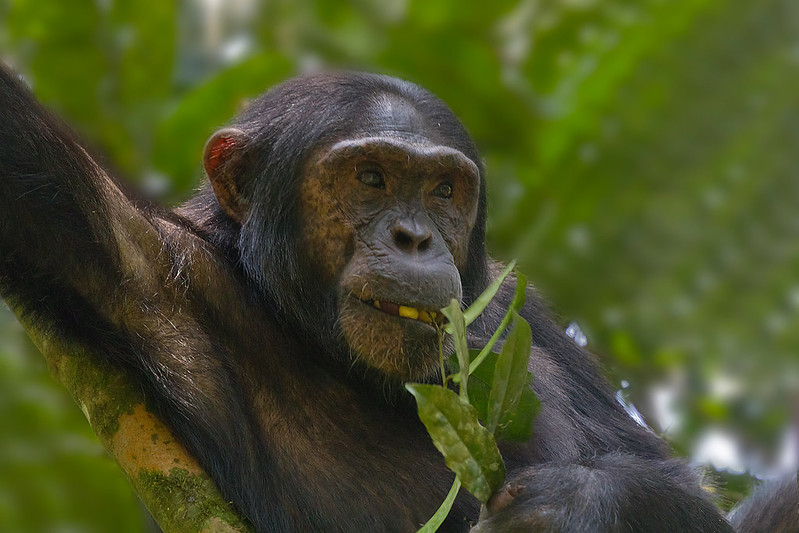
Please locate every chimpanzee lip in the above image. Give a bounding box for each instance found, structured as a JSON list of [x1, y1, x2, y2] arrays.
[[356, 297, 447, 327]]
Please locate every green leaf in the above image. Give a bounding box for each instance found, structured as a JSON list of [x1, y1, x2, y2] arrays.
[[441, 300, 469, 400], [466, 272, 528, 377], [416, 477, 461, 533], [495, 386, 540, 443], [486, 312, 533, 434], [445, 261, 515, 335], [452, 348, 540, 443], [451, 350, 493, 422], [405, 384, 505, 503]]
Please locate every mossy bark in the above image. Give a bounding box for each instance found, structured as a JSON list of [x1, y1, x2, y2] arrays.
[[13, 309, 253, 533]]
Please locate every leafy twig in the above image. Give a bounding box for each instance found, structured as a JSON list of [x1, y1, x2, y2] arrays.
[[407, 265, 539, 532]]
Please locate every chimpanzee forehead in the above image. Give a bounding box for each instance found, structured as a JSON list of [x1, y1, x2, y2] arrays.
[[355, 93, 437, 143]]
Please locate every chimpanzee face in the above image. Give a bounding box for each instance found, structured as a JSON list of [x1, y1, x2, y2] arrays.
[[300, 131, 480, 380]]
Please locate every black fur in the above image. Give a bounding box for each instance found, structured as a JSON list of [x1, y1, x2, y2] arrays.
[[0, 64, 793, 532], [728, 476, 799, 533]]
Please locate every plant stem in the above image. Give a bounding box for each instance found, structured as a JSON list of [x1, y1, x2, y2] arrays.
[[438, 326, 447, 387], [416, 478, 462, 533]]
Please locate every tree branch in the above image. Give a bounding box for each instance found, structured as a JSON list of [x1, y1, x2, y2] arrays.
[[9, 304, 253, 533]]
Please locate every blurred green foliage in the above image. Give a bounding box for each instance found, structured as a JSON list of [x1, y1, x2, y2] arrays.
[[0, 316, 147, 531], [1, 0, 797, 529]]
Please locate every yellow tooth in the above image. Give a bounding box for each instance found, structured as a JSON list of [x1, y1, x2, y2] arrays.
[[418, 311, 432, 324], [398, 305, 419, 320], [373, 300, 381, 309]]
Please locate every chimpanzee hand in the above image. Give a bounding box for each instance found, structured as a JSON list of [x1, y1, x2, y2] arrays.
[[471, 454, 734, 533]]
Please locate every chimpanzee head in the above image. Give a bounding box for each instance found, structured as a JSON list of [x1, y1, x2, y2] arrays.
[[201, 72, 489, 381]]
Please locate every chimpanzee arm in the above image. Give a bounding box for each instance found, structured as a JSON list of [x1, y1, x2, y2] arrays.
[[471, 281, 734, 532], [728, 475, 799, 533], [0, 64, 248, 341], [474, 455, 732, 532], [0, 65, 290, 530], [0, 64, 250, 443], [0, 65, 170, 326]]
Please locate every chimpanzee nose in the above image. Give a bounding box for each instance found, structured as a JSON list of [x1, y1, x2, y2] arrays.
[[391, 217, 433, 254]]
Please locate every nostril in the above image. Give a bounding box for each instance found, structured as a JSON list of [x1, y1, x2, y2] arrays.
[[393, 229, 415, 250], [417, 235, 432, 252], [391, 219, 433, 254]]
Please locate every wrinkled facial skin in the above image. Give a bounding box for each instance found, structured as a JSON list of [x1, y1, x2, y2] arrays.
[[299, 137, 480, 380]]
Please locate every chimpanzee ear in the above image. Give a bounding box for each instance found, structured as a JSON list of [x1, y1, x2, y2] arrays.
[[203, 127, 250, 223]]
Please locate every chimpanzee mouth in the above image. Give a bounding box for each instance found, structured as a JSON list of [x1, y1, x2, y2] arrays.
[[360, 298, 447, 327]]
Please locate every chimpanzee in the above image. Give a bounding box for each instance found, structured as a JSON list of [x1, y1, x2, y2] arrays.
[[0, 64, 793, 532]]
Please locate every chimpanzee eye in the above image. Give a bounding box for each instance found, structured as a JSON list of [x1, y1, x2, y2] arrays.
[[357, 170, 385, 189], [433, 181, 453, 199]]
